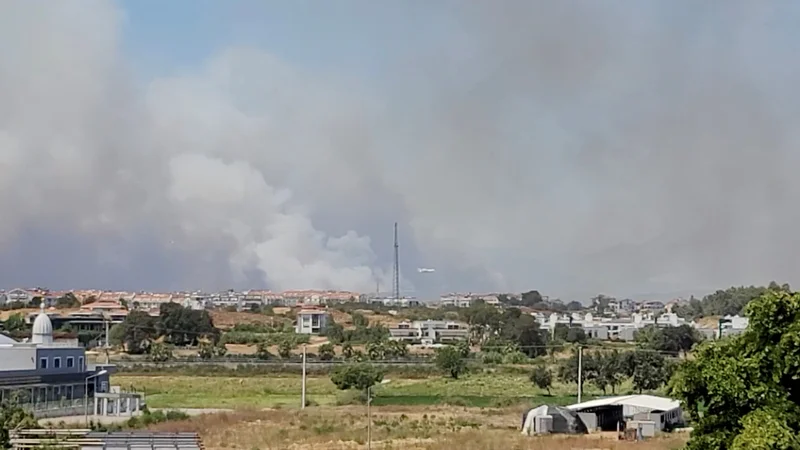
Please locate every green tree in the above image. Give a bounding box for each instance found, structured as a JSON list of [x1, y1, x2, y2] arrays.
[[434, 345, 467, 379], [565, 327, 587, 344], [255, 342, 272, 360], [351, 312, 369, 329], [108, 323, 125, 347], [670, 289, 800, 449], [385, 340, 408, 358], [121, 311, 156, 354], [636, 324, 702, 356], [277, 338, 293, 359], [330, 363, 384, 395], [198, 341, 226, 360], [582, 350, 628, 395], [455, 340, 470, 358], [55, 293, 80, 309], [148, 342, 173, 362], [342, 342, 355, 359], [626, 349, 670, 393], [157, 303, 218, 346], [322, 321, 344, 344], [365, 341, 386, 360], [529, 365, 553, 395], [3, 313, 25, 332], [318, 343, 335, 361], [0, 396, 37, 448]]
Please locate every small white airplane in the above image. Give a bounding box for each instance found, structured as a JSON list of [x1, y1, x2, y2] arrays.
[[417, 267, 436, 273]]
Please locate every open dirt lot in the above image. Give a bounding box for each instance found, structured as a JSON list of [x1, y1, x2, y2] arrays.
[[148, 406, 688, 450]]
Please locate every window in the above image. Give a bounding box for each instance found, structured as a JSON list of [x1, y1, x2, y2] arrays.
[[78, 357, 84, 370], [66, 357, 74, 368], [54, 357, 61, 369], [39, 358, 48, 369]]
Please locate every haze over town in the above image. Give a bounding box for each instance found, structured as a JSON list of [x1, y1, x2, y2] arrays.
[[2, 1, 800, 300]]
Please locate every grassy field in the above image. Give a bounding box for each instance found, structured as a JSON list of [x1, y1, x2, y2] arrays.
[[115, 372, 637, 409], [114, 372, 685, 449], [147, 406, 689, 450]]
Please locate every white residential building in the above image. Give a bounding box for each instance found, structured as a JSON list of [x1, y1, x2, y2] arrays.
[[389, 320, 468, 344], [538, 312, 689, 342], [295, 307, 330, 334]]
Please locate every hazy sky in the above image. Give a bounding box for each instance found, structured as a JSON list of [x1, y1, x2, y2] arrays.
[[1, 1, 800, 301]]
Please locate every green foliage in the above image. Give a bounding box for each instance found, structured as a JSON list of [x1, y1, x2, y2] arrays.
[[434, 345, 467, 379], [330, 363, 384, 392], [277, 339, 293, 359], [501, 351, 528, 364], [0, 396, 36, 448], [467, 304, 546, 357], [3, 313, 25, 332], [558, 348, 671, 395], [318, 343, 335, 361], [220, 331, 309, 346], [583, 350, 629, 395], [635, 324, 703, 355], [341, 342, 354, 359], [255, 342, 273, 360], [627, 350, 671, 394], [121, 311, 157, 354], [671, 289, 800, 449], [148, 342, 173, 362], [529, 366, 552, 394], [350, 312, 369, 328], [54, 293, 80, 308], [125, 408, 189, 429], [108, 323, 125, 347], [455, 340, 470, 358], [673, 282, 789, 319], [158, 303, 218, 346], [198, 341, 227, 360], [365, 340, 408, 360]]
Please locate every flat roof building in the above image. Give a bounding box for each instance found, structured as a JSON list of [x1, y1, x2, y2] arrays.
[[295, 307, 330, 334], [0, 304, 113, 417]]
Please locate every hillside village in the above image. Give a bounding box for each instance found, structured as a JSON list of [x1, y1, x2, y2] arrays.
[[0, 287, 748, 351]]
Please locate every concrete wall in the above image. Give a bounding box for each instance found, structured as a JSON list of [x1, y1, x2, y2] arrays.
[[0, 347, 36, 371]]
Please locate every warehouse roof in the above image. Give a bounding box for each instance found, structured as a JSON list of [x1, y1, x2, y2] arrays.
[[11, 430, 204, 450], [567, 394, 680, 412]]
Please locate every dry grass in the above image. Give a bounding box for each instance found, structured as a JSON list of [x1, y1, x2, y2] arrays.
[[149, 406, 688, 450]]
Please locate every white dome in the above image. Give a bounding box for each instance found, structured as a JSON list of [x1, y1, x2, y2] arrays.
[[31, 305, 53, 345]]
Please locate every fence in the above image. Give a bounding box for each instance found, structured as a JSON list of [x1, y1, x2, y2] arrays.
[[22, 398, 90, 419]]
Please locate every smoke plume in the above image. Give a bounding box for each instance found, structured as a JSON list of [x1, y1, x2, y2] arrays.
[[1, 1, 798, 298]]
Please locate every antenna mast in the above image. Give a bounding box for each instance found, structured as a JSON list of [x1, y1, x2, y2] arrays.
[[392, 222, 400, 300]]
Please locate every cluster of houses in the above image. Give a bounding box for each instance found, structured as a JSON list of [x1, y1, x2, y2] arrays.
[[0, 288, 363, 311], [536, 311, 749, 341]]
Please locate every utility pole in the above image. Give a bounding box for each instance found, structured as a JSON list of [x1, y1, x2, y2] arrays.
[[367, 385, 373, 450], [301, 345, 307, 409], [392, 222, 400, 301], [577, 345, 583, 404]]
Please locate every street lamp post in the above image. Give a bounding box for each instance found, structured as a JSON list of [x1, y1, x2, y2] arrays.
[[367, 379, 391, 450], [84, 370, 108, 426]]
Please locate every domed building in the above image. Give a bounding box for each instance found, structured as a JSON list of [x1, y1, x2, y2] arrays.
[[31, 304, 54, 345], [0, 303, 113, 416]]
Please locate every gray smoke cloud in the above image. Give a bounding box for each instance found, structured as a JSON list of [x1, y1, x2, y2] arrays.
[[1, 0, 798, 299]]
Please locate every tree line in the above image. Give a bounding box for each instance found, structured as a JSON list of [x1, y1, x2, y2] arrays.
[[673, 281, 790, 319]]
